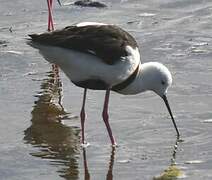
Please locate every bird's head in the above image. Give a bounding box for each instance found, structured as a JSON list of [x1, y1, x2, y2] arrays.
[[141, 62, 180, 137], [142, 62, 172, 98]]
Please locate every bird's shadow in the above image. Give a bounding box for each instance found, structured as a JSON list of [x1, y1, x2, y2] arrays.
[[23, 70, 81, 180]]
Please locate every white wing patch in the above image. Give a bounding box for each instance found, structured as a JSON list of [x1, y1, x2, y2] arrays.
[[76, 22, 108, 27], [125, 46, 140, 70]]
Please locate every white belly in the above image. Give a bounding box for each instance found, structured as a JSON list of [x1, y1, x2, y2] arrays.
[[36, 45, 140, 87]]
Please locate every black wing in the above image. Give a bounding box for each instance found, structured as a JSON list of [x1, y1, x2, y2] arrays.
[[29, 24, 138, 65]]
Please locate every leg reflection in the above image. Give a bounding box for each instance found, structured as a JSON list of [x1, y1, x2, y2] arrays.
[[83, 148, 90, 180], [82, 147, 116, 180], [106, 147, 116, 180]]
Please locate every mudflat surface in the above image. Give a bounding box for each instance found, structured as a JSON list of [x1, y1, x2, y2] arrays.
[[1, 0, 212, 179]]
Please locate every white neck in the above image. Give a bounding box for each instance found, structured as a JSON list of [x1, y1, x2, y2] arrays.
[[117, 63, 146, 95], [117, 62, 171, 95]]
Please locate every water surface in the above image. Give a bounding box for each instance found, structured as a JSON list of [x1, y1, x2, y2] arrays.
[[1, 0, 212, 179]]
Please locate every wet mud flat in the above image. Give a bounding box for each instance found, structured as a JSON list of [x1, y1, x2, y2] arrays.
[[1, 0, 212, 179]]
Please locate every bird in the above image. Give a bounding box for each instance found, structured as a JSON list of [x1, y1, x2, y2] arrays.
[[28, 22, 180, 146]]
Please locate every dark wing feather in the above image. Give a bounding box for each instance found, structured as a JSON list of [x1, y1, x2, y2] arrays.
[[29, 25, 138, 65]]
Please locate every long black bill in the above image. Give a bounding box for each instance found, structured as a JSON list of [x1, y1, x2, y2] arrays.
[[162, 95, 180, 138], [57, 0, 62, 6]]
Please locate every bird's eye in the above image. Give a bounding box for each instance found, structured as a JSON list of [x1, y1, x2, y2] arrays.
[[161, 80, 165, 85]]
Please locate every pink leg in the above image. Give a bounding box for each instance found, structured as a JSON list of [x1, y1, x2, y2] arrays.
[[50, 0, 54, 31], [80, 88, 87, 144], [47, 0, 60, 74], [47, 0, 54, 31], [102, 89, 116, 146]]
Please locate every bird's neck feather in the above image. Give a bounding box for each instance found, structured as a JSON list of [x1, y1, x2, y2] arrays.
[[117, 63, 151, 95]]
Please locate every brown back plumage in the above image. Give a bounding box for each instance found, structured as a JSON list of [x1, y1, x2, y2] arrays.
[[29, 25, 138, 65]]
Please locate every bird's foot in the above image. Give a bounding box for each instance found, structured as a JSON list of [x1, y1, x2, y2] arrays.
[[111, 142, 118, 148], [81, 141, 90, 148]]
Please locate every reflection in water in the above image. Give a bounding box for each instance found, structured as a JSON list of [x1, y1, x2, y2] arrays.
[[23, 69, 182, 180], [171, 138, 180, 166], [83, 147, 116, 180], [106, 147, 115, 180], [153, 139, 184, 180], [24, 70, 80, 180], [82, 148, 90, 180]]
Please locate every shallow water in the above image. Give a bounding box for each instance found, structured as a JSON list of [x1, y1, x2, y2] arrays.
[[1, 0, 212, 179]]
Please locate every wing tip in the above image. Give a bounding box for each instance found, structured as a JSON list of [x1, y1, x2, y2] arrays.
[[28, 34, 38, 40]]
